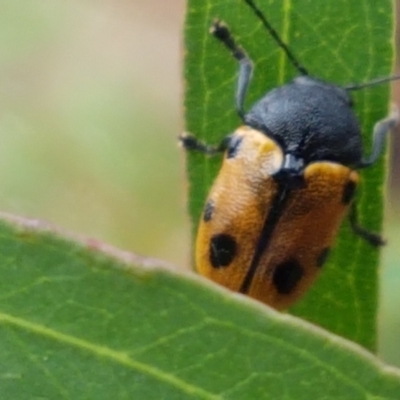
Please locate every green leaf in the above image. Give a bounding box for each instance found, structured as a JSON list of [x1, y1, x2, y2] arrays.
[[184, 0, 394, 350], [1, 215, 400, 399]]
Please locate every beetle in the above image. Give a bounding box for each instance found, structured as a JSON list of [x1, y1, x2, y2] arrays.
[[181, 0, 399, 310]]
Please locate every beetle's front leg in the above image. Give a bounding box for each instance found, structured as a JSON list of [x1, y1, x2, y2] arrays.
[[179, 134, 230, 156]]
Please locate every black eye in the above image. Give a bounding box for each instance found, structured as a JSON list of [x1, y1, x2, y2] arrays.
[[226, 135, 243, 159], [203, 200, 215, 222]]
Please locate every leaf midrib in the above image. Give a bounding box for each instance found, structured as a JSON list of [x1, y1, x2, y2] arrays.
[[0, 312, 220, 400]]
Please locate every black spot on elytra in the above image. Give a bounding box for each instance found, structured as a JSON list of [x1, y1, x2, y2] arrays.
[[272, 260, 304, 294], [317, 247, 330, 268], [226, 135, 243, 159], [209, 234, 237, 268], [203, 200, 214, 222], [342, 180, 357, 205]]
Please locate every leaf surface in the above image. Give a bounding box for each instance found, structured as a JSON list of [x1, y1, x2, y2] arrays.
[[1, 215, 400, 399], [184, 0, 394, 350]]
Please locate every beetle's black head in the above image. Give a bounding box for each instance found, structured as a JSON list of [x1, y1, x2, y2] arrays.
[[244, 76, 363, 169]]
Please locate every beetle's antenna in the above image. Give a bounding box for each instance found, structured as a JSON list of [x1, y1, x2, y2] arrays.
[[244, 0, 308, 76], [346, 75, 400, 91]]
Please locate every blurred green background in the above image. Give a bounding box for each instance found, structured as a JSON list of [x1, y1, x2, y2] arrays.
[[0, 1, 189, 266], [0, 0, 399, 367]]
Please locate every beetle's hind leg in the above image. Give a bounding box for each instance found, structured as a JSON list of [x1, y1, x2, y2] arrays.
[[179, 134, 229, 156], [348, 202, 385, 246], [350, 106, 399, 245]]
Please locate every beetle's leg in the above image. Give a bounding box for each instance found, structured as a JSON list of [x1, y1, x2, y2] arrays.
[[210, 20, 253, 119], [358, 107, 399, 168], [348, 202, 385, 246], [179, 134, 229, 155]]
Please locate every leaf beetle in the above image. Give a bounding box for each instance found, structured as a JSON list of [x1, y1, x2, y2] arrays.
[[181, 0, 399, 309]]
